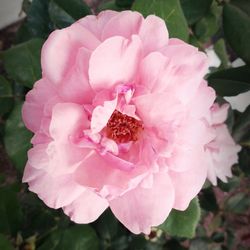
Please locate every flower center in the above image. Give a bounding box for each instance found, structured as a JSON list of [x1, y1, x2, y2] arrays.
[[106, 110, 143, 144]]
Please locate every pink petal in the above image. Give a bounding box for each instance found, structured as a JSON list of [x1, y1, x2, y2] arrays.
[[133, 92, 183, 127], [135, 52, 171, 95], [187, 81, 215, 121], [89, 35, 142, 91], [22, 79, 57, 133], [63, 189, 108, 223], [169, 151, 208, 210], [109, 172, 175, 234], [23, 164, 85, 209], [74, 150, 146, 199], [78, 10, 118, 40], [91, 96, 117, 134], [211, 103, 229, 125], [41, 23, 100, 84], [57, 47, 94, 104], [161, 39, 209, 103], [139, 15, 169, 54], [50, 103, 88, 142], [102, 11, 143, 40]]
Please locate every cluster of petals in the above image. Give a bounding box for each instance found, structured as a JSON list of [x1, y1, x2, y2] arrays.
[[22, 10, 239, 234], [206, 103, 241, 185]]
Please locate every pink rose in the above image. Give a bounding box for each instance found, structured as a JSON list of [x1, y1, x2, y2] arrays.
[[22, 10, 216, 234], [206, 104, 241, 185]]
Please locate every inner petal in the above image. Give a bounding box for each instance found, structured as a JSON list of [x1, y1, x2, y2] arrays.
[[105, 110, 143, 144]]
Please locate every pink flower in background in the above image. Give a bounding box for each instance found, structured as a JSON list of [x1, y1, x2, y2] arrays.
[[22, 10, 238, 234], [206, 104, 241, 185]]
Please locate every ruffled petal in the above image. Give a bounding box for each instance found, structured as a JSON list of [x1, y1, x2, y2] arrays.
[[89, 35, 142, 91], [91, 96, 117, 134], [169, 150, 208, 210], [50, 103, 88, 142], [78, 10, 118, 40], [211, 103, 229, 125], [23, 164, 85, 209], [41, 23, 100, 84], [109, 172, 175, 234], [63, 189, 108, 223], [102, 11, 143, 40], [57, 47, 94, 104], [139, 15, 169, 54], [22, 79, 58, 133]]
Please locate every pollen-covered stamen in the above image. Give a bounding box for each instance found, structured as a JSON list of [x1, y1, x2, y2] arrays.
[[106, 110, 143, 144]]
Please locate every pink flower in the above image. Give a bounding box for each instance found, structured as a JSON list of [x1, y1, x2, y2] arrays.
[[206, 104, 241, 185], [22, 10, 217, 234]]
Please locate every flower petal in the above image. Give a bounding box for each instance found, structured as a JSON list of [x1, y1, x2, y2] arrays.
[[102, 11, 143, 40], [50, 103, 88, 142], [89, 35, 142, 91], [169, 150, 208, 210], [78, 10, 118, 40], [57, 47, 94, 104], [91, 96, 117, 134], [139, 15, 169, 54], [23, 164, 85, 209], [41, 23, 100, 84], [109, 172, 175, 234], [63, 189, 108, 223], [22, 79, 58, 133]]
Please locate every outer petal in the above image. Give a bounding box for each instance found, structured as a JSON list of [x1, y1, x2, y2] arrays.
[[22, 79, 58, 133], [63, 189, 108, 223], [211, 103, 229, 125], [57, 47, 94, 104], [169, 150, 208, 210], [109, 173, 175, 234], [41, 23, 100, 84], [89, 35, 142, 91], [139, 15, 169, 54], [23, 164, 85, 209], [102, 11, 143, 40], [161, 39, 209, 103], [78, 10, 118, 40]]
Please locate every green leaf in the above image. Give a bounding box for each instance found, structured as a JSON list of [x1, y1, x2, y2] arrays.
[[194, 2, 222, 43], [49, 0, 91, 28], [0, 186, 23, 236], [4, 102, 32, 172], [94, 209, 118, 241], [207, 66, 250, 96], [116, 0, 133, 8], [180, 0, 212, 25], [0, 76, 13, 116], [233, 105, 250, 144], [214, 38, 230, 69], [98, 1, 125, 11], [38, 225, 99, 250], [0, 234, 14, 250], [199, 188, 219, 212], [49, 1, 75, 28], [132, 0, 189, 41], [238, 147, 250, 176], [2, 39, 43, 88], [225, 193, 250, 213], [159, 197, 201, 238], [16, 0, 53, 42], [223, 1, 250, 64]]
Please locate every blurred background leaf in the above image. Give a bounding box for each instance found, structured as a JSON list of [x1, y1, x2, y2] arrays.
[[132, 0, 189, 41]]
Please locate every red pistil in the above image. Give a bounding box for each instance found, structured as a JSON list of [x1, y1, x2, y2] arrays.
[[106, 110, 143, 143]]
